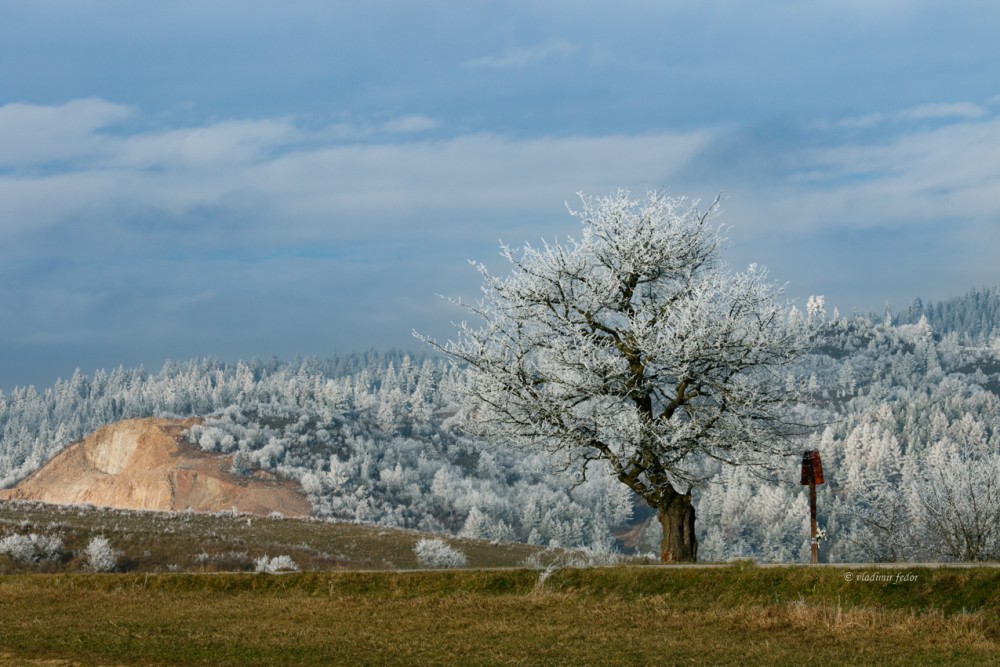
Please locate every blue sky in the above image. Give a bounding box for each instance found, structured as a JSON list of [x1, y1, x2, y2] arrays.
[[2, 1, 1000, 390]]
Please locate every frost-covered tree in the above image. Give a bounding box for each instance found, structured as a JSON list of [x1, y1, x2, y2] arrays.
[[834, 419, 911, 561], [696, 466, 811, 563], [0, 533, 65, 565], [254, 554, 299, 573], [84, 536, 118, 572], [908, 419, 1000, 562], [421, 190, 813, 561], [413, 538, 467, 568]]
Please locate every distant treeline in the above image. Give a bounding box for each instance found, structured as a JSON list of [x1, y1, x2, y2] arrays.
[[2, 287, 999, 561], [896, 285, 1000, 338]]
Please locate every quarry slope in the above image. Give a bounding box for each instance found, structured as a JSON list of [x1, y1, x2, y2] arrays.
[[0, 417, 311, 516]]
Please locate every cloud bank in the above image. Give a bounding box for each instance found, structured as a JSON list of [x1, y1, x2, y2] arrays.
[[2, 96, 999, 389]]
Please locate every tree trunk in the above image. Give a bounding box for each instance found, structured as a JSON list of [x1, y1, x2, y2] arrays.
[[658, 487, 697, 562]]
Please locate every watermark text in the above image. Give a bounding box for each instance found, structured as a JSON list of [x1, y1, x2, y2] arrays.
[[843, 571, 918, 584]]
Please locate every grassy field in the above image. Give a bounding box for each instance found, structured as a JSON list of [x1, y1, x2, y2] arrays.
[[2, 501, 999, 665], [0, 500, 551, 572], [0, 566, 998, 666]]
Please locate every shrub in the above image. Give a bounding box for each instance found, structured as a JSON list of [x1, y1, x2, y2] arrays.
[[254, 554, 299, 573], [0, 533, 65, 565], [413, 538, 467, 568], [84, 536, 118, 572]]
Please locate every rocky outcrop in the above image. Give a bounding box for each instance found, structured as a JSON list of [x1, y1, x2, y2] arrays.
[[0, 418, 311, 517]]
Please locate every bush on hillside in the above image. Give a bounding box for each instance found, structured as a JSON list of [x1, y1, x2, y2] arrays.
[[0, 533, 65, 565], [84, 536, 118, 572], [413, 538, 467, 568]]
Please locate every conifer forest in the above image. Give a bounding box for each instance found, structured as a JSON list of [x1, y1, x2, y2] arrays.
[[2, 286, 999, 563]]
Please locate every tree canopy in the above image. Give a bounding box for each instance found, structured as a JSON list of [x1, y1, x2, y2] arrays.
[[424, 190, 814, 561]]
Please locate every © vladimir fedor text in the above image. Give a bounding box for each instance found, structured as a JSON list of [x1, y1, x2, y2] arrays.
[[843, 571, 919, 584]]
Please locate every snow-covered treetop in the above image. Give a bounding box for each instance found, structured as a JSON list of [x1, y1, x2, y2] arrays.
[[422, 190, 815, 497]]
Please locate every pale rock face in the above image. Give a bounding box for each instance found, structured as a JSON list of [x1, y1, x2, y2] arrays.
[[0, 417, 311, 517], [84, 424, 143, 475]]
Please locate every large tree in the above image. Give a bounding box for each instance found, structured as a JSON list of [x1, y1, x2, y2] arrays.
[[421, 190, 812, 561]]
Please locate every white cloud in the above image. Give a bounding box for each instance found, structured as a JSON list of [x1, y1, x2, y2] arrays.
[[828, 102, 987, 129], [4, 97, 1000, 275], [381, 115, 438, 134], [0, 98, 133, 167], [4, 95, 1000, 383], [729, 113, 1000, 252], [112, 119, 300, 168], [901, 102, 986, 121], [808, 115, 1000, 197], [318, 115, 439, 142], [463, 39, 578, 69], [0, 99, 714, 247], [0, 99, 301, 172], [7, 95, 1000, 256]]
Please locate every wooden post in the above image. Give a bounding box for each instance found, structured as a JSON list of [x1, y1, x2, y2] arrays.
[[809, 480, 818, 564], [800, 450, 824, 564]]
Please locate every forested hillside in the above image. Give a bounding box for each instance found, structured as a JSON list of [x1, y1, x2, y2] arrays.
[[699, 299, 1000, 563], [0, 352, 633, 553], [896, 285, 1000, 338], [2, 288, 999, 561]]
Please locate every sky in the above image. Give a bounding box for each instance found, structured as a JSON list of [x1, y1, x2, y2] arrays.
[[2, 1, 1000, 391]]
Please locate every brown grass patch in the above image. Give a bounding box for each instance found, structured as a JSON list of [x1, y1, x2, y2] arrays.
[[1, 568, 997, 666]]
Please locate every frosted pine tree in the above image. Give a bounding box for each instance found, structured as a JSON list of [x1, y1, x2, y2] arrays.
[[835, 419, 911, 561]]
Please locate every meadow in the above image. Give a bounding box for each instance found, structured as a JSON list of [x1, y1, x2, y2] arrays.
[[0, 500, 547, 573], [0, 566, 998, 666], [1, 501, 998, 666]]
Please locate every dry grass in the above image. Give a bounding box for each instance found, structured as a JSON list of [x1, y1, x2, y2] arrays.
[[0, 567, 997, 666], [0, 500, 553, 572], [2, 502, 997, 664]]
